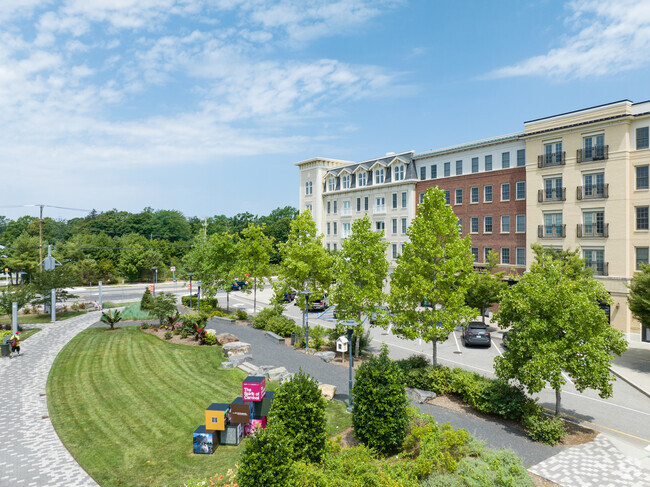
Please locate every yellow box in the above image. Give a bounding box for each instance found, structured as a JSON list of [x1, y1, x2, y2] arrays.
[[205, 403, 230, 431]]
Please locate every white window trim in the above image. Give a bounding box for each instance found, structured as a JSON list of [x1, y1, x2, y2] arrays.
[[515, 181, 526, 200], [500, 215, 510, 234], [501, 183, 510, 202]]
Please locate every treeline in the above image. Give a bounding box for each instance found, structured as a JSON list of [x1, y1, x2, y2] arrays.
[[0, 206, 297, 285]]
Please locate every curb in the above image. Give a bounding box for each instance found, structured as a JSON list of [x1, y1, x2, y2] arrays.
[[608, 367, 650, 400]]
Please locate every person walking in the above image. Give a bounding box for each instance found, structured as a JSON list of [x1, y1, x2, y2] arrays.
[[9, 331, 20, 358]]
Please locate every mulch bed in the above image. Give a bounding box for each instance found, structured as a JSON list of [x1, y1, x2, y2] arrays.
[[138, 326, 217, 346]]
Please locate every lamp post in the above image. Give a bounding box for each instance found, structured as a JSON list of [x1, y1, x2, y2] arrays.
[[151, 267, 157, 297], [197, 282, 201, 312], [188, 272, 194, 310], [301, 290, 311, 349], [343, 320, 356, 412]]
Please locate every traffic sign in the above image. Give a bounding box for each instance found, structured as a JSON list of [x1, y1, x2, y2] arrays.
[[170, 266, 176, 272]]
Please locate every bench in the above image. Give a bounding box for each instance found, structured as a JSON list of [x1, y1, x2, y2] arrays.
[[265, 331, 284, 344]]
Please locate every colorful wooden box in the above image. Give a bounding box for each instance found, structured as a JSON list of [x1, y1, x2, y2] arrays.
[[230, 397, 254, 424], [242, 376, 266, 402], [253, 390, 275, 418], [193, 425, 217, 454], [219, 423, 244, 445], [205, 403, 230, 431], [251, 417, 267, 431]]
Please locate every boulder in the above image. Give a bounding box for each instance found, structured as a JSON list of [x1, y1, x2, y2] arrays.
[[238, 362, 258, 374], [268, 366, 288, 382], [406, 388, 437, 404], [280, 373, 294, 384], [253, 365, 276, 378], [228, 354, 252, 366], [220, 361, 236, 369], [215, 333, 240, 345], [222, 341, 251, 357], [318, 384, 337, 401], [314, 351, 336, 363]]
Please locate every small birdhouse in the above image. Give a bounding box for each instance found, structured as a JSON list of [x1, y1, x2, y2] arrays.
[[336, 336, 349, 352]]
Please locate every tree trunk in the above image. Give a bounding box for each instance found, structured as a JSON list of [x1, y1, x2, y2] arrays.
[[432, 339, 438, 366], [482, 308, 486, 324], [226, 291, 230, 313], [555, 388, 561, 416], [253, 277, 257, 313]]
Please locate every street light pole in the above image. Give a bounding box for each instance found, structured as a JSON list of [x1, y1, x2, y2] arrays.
[[198, 282, 201, 312], [344, 322, 355, 412], [151, 267, 157, 297], [301, 290, 311, 349], [188, 272, 194, 310]]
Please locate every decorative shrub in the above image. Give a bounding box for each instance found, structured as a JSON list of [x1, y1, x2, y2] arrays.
[[237, 423, 295, 487], [120, 303, 153, 321], [268, 369, 327, 464], [180, 294, 199, 307], [522, 413, 567, 445], [266, 315, 296, 337], [396, 354, 430, 373], [352, 344, 409, 455], [0, 330, 11, 340], [180, 330, 188, 339], [203, 333, 217, 345], [252, 306, 284, 329], [404, 366, 453, 395], [139, 322, 149, 330], [309, 325, 327, 350], [164, 331, 172, 340], [140, 287, 154, 311], [236, 308, 248, 320]]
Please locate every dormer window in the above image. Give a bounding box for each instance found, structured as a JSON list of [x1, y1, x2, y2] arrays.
[[358, 172, 367, 187], [375, 168, 385, 184], [328, 177, 336, 192], [394, 165, 405, 181], [342, 174, 351, 189]]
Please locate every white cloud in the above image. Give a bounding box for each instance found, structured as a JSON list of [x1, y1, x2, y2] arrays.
[[490, 0, 650, 79]]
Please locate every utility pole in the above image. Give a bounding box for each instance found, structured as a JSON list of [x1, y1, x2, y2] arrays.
[[39, 204, 44, 271], [203, 218, 207, 240]]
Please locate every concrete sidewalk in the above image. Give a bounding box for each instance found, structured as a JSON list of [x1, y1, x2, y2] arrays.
[[610, 342, 650, 399]]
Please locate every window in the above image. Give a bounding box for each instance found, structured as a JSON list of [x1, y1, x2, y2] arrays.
[[375, 168, 385, 183], [333, 243, 337, 251], [392, 193, 398, 209], [327, 243, 330, 250], [501, 248, 510, 264], [544, 212, 563, 236], [392, 244, 398, 259], [392, 219, 398, 235], [328, 177, 335, 191], [583, 173, 605, 198], [583, 134, 605, 160], [583, 210, 605, 237], [305, 181, 312, 195], [516, 214, 526, 233], [356, 197, 361, 212], [401, 218, 407, 234], [364, 197, 369, 211], [375, 221, 385, 235], [637, 165, 649, 190], [343, 223, 351, 238], [342, 174, 350, 189], [456, 160, 463, 175], [484, 185, 493, 202], [401, 243, 405, 254], [471, 186, 479, 203], [327, 201, 331, 214], [471, 247, 479, 262], [375, 197, 386, 213], [333, 201, 337, 214], [470, 217, 479, 233], [401, 192, 407, 208], [636, 127, 649, 150], [342, 200, 351, 215], [544, 141, 563, 164], [637, 206, 649, 230], [420, 166, 426, 180], [327, 222, 331, 235], [484, 247, 492, 261], [501, 215, 510, 233], [444, 162, 451, 177], [484, 216, 493, 233], [516, 181, 526, 200], [358, 172, 367, 187], [457, 218, 463, 234], [517, 149, 526, 167], [394, 165, 405, 181], [333, 222, 337, 235], [305, 203, 312, 212], [419, 192, 424, 204], [431, 165, 437, 179], [516, 248, 526, 266], [501, 183, 510, 201], [444, 190, 450, 205], [502, 152, 510, 169], [544, 177, 563, 201], [455, 188, 463, 205], [583, 249, 605, 275], [471, 157, 479, 173], [485, 155, 492, 171], [637, 247, 649, 270]]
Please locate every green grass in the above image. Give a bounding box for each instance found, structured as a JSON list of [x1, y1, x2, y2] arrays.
[[119, 303, 154, 321], [47, 326, 350, 487], [325, 398, 353, 437], [0, 311, 85, 325], [103, 301, 139, 309]]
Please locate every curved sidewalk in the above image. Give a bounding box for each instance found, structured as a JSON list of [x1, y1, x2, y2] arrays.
[[0, 313, 103, 487]]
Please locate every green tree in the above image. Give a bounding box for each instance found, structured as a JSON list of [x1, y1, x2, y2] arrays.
[[389, 188, 475, 365], [117, 234, 164, 281], [464, 250, 507, 324], [237, 423, 294, 487], [238, 223, 274, 313], [274, 210, 333, 311], [100, 309, 122, 330], [30, 265, 78, 311], [628, 264, 650, 332], [5, 232, 40, 282], [140, 287, 154, 311], [494, 251, 628, 416], [352, 344, 409, 455], [330, 215, 388, 357], [0, 286, 34, 315], [150, 292, 178, 325]]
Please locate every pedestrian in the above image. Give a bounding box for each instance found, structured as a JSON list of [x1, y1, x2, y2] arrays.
[[9, 331, 20, 358]]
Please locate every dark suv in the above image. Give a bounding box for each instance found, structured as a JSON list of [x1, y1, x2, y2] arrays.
[[461, 321, 491, 347]]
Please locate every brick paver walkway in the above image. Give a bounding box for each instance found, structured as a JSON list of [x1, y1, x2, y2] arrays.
[[0, 313, 103, 486]]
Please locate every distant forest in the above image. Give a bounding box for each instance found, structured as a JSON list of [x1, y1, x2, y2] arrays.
[[0, 206, 298, 285]]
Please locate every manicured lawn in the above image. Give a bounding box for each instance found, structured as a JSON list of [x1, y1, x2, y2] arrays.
[[0, 311, 85, 325], [47, 326, 349, 487], [18, 328, 41, 340]]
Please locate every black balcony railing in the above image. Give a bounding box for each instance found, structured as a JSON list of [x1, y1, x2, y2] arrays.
[[577, 184, 609, 200], [577, 223, 609, 238], [538, 188, 566, 202], [577, 145, 609, 163], [538, 152, 566, 168], [585, 261, 609, 276], [537, 224, 566, 238]]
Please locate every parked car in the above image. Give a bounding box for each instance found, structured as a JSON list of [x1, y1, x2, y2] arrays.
[[281, 290, 297, 302], [369, 305, 391, 324], [308, 294, 328, 312], [502, 330, 514, 349], [231, 280, 248, 291], [461, 321, 491, 347]]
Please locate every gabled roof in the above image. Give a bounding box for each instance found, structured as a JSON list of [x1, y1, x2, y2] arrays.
[[323, 150, 414, 177]]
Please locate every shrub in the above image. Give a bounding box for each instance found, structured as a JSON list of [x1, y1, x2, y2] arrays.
[[204, 333, 217, 345], [181, 294, 199, 307], [236, 308, 248, 320], [268, 369, 327, 463], [139, 322, 149, 330], [210, 310, 225, 318], [404, 366, 453, 395], [173, 329, 181, 335], [267, 315, 296, 337], [522, 413, 567, 445], [327, 323, 372, 352], [120, 303, 154, 321], [352, 344, 409, 455], [164, 331, 172, 340], [180, 330, 188, 339], [0, 330, 11, 340], [140, 287, 154, 310], [309, 325, 327, 350], [397, 354, 430, 373], [237, 423, 295, 487], [252, 305, 284, 329]]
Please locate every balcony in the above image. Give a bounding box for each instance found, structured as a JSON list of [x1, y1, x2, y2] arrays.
[[374, 206, 386, 214], [577, 184, 609, 200], [585, 262, 609, 276], [537, 224, 566, 238], [577, 145, 608, 163], [577, 223, 609, 238], [538, 188, 566, 202], [537, 152, 566, 168]]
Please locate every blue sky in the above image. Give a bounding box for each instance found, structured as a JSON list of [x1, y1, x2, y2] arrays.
[[1, 0, 649, 221]]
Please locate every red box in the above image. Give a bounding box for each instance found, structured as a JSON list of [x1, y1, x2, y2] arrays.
[[242, 376, 266, 402], [250, 417, 267, 433]]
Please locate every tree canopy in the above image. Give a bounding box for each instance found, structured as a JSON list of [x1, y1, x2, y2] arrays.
[[628, 263, 650, 332]]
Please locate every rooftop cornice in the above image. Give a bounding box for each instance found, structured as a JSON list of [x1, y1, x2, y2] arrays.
[[414, 132, 523, 160]]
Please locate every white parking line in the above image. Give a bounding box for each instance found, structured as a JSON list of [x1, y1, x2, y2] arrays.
[[452, 330, 462, 353], [492, 339, 503, 357]]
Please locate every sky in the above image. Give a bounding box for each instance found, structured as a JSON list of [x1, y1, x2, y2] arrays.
[[1, 0, 650, 221]]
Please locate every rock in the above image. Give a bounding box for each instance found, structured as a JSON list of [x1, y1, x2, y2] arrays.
[[222, 341, 251, 357], [268, 366, 288, 382], [220, 361, 236, 369], [228, 354, 252, 366], [280, 373, 294, 384], [406, 388, 437, 404], [253, 365, 276, 378], [318, 384, 337, 401], [215, 332, 240, 345], [238, 362, 258, 374], [314, 351, 336, 363]]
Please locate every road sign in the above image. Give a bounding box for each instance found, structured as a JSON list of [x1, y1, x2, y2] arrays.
[[170, 266, 176, 271]]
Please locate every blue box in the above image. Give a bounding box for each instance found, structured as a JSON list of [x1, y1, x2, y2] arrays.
[[193, 425, 217, 454]]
